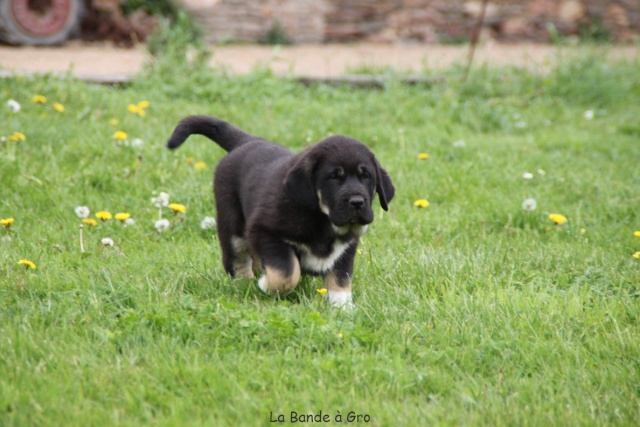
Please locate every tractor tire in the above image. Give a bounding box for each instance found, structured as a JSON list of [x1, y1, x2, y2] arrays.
[[0, 0, 83, 45]]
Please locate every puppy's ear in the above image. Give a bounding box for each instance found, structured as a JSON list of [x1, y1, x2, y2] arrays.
[[283, 157, 317, 210], [374, 159, 395, 211]]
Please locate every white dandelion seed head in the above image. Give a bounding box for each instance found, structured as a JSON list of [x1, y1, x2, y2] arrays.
[[124, 218, 135, 227], [522, 198, 537, 211], [584, 110, 594, 120], [6, 99, 21, 113], [101, 237, 115, 247], [155, 218, 170, 232], [453, 139, 466, 148], [200, 216, 217, 230], [151, 192, 170, 208], [75, 206, 90, 219], [522, 172, 534, 180], [131, 138, 144, 149], [537, 169, 546, 176]]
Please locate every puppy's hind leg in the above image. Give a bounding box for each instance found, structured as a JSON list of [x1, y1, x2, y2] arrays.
[[231, 236, 255, 279], [215, 193, 253, 278], [217, 231, 240, 277], [218, 229, 255, 278]]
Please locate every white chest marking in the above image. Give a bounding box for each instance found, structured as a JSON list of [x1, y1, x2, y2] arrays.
[[286, 239, 351, 274]]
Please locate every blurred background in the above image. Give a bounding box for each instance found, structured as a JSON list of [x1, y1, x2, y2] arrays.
[[1, 0, 638, 47]]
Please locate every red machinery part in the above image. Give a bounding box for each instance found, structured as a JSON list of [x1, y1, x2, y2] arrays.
[[0, 0, 83, 45]]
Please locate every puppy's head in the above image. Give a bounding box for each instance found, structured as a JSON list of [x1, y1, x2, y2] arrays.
[[284, 136, 395, 234]]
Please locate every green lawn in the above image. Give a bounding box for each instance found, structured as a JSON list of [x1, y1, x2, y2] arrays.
[[1, 47, 640, 426]]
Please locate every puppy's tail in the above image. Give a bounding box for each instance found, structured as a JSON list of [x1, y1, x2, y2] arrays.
[[166, 115, 254, 153]]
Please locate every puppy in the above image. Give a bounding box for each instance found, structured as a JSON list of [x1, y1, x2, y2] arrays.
[[167, 116, 394, 308]]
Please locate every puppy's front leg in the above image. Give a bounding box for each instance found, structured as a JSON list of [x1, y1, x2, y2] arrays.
[[323, 242, 358, 309], [254, 237, 301, 295]]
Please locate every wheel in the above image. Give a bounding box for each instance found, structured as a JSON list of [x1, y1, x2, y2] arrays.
[[0, 0, 83, 45]]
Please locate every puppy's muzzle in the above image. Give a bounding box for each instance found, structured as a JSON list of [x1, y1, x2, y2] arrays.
[[349, 196, 365, 210], [342, 194, 373, 225]]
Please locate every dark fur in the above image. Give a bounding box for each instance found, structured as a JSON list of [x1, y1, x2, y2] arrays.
[[167, 115, 394, 304]]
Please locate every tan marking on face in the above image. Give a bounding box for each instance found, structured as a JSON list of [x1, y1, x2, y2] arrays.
[[317, 190, 330, 216]]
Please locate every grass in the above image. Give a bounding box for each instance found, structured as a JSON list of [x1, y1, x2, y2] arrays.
[[1, 46, 640, 426]]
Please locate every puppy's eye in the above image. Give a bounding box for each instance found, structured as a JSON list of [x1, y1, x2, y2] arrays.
[[359, 167, 370, 179], [329, 168, 344, 180]]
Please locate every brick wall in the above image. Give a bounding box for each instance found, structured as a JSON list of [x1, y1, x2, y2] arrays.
[[182, 0, 640, 44]]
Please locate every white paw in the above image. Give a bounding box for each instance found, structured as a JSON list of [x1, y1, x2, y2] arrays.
[[326, 290, 355, 310], [257, 275, 269, 294]]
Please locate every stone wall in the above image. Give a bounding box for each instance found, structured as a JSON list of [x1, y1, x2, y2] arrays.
[[181, 0, 640, 44]]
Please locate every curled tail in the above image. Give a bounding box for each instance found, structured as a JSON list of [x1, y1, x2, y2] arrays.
[[166, 115, 256, 153]]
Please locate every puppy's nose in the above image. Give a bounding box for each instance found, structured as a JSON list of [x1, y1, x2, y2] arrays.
[[349, 197, 365, 209]]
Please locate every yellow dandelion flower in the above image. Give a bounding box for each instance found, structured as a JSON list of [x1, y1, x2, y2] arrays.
[[548, 213, 567, 225], [168, 203, 187, 214], [113, 131, 128, 141], [96, 211, 112, 221], [337, 332, 344, 339], [316, 288, 328, 296], [83, 218, 98, 226], [32, 95, 47, 104], [1, 217, 15, 227], [18, 259, 36, 269], [115, 212, 131, 222], [52, 102, 65, 112], [580, 228, 586, 235], [127, 101, 149, 117], [194, 162, 207, 170], [8, 131, 26, 141], [417, 153, 429, 160], [109, 118, 119, 126], [414, 199, 429, 208], [186, 157, 194, 165], [127, 104, 145, 117], [634, 231, 640, 237], [633, 251, 640, 260]]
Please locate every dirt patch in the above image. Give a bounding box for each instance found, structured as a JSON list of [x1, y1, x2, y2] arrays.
[[0, 41, 638, 81]]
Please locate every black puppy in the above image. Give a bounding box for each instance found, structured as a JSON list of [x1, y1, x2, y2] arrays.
[[167, 116, 394, 308]]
